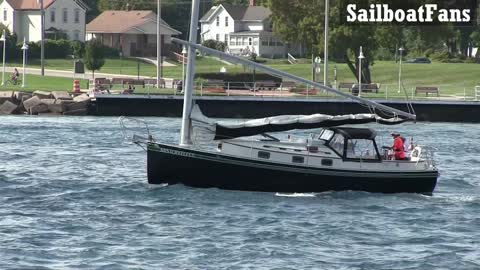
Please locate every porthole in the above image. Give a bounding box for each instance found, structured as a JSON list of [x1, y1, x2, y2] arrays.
[[292, 156, 304, 163], [321, 159, 333, 166], [258, 151, 270, 159]]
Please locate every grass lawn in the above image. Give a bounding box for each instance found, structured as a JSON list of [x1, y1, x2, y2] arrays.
[[7, 56, 480, 98], [0, 74, 88, 92]]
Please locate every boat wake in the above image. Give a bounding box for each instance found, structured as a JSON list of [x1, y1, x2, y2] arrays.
[[275, 193, 317, 198]]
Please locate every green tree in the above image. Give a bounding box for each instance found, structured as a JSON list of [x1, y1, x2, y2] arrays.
[[84, 39, 105, 78]]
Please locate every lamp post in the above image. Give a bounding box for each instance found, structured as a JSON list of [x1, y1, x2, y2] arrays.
[[157, 0, 162, 88], [314, 56, 321, 83], [182, 45, 187, 83], [334, 64, 337, 89], [0, 30, 6, 86], [398, 47, 404, 93], [21, 38, 28, 88], [358, 46, 365, 97], [323, 0, 329, 86]]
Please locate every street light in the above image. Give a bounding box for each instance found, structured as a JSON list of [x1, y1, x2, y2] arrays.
[[314, 56, 321, 83], [398, 47, 404, 93], [358, 46, 365, 97], [324, 0, 329, 86], [0, 30, 6, 86], [157, 0, 162, 89], [21, 38, 28, 88], [182, 45, 187, 83]]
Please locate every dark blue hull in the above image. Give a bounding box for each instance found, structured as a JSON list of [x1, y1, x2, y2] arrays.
[[147, 143, 438, 194]]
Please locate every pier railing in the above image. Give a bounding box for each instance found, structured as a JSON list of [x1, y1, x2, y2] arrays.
[[135, 81, 480, 102]]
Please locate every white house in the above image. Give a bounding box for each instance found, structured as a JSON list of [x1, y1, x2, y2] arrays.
[[86, 10, 181, 57], [200, 0, 301, 58], [0, 0, 88, 42]]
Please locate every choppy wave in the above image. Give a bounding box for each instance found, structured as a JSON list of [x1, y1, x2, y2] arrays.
[[0, 116, 479, 269]]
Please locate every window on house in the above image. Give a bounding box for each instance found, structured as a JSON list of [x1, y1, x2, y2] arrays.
[[3, 9, 7, 21], [62, 8, 68, 23], [224, 34, 228, 42], [261, 38, 268, 46], [216, 34, 219, 41], [73, 30, 80, 41], [248, 37, 252, 46], [230, 37, 236, 46], [253, 38, 259, 46], [216, 16, 219, 26], [74, 8, 80, 23], [225, 16, 228, 27], [50, 9, 55, 23]]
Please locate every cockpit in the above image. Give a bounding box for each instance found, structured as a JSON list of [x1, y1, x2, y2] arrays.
[[313, 128, 381, 161]]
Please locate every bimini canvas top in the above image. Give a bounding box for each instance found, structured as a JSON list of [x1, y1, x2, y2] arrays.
[[190, 105, 409, 140]]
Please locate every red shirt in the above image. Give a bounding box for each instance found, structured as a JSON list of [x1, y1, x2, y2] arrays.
[[393, 137, 405, 160]]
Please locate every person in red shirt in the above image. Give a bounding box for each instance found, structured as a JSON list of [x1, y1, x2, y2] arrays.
[[391, 133, 406, 160]]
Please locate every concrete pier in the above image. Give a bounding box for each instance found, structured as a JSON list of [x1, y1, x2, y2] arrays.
[[91, 95, 480, 123]]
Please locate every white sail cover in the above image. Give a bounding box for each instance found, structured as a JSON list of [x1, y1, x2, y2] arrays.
[[190, 105, 408, 140]]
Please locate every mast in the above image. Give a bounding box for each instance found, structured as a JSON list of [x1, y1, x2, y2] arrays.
[[180, 0, 201, 146], [172, 38, 416, 120]]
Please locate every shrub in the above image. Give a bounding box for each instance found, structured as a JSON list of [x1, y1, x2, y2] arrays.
[[202, 39, 227, 52]]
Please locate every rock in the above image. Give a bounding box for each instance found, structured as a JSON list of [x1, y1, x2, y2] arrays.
[[65, 101, 88, 112], [40, 99, 57, 105], [0, 91, 14, 98], [63, 109, 87, 116], [48, 103, 64, 113], [14, 92, 30, 102], [73, 94, 91, 103], [0, 100, 18, 115], [33, 90, 52, 99], [29, 103, 49, 115], [52, 91, 72, 100], [23, 96, 42, 111], [0, 97, 10, 105]]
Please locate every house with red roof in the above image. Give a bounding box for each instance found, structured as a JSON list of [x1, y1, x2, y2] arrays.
[[86, 10, 181, 57], [0, 0, 88, 42]]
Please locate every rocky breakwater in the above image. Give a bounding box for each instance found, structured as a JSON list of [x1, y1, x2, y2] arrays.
[[0, 91, 92, 116]]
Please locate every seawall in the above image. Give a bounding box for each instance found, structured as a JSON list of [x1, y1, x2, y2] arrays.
[[91, 95, 480, 122]]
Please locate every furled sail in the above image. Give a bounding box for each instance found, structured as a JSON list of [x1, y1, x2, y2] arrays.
[[190, 105, 409, 141]]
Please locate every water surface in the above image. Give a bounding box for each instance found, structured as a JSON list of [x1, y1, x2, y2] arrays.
[[0, 116, 479, 269]]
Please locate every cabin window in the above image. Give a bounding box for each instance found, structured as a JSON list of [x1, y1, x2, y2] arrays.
[[319, 129, 334, 141], [346, 139, 379, 160], [258, 151, 270, 159], [50, 9, 56, 23], [292, 156, 304, 164], [329, 134, 345, 156], [321, 159, 333, 166]]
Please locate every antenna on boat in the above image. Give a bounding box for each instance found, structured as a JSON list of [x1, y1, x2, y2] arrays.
[[180, 0, 201, 146]]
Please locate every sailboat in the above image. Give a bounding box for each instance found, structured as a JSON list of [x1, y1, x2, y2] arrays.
[[130, 0, 438, 194]]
